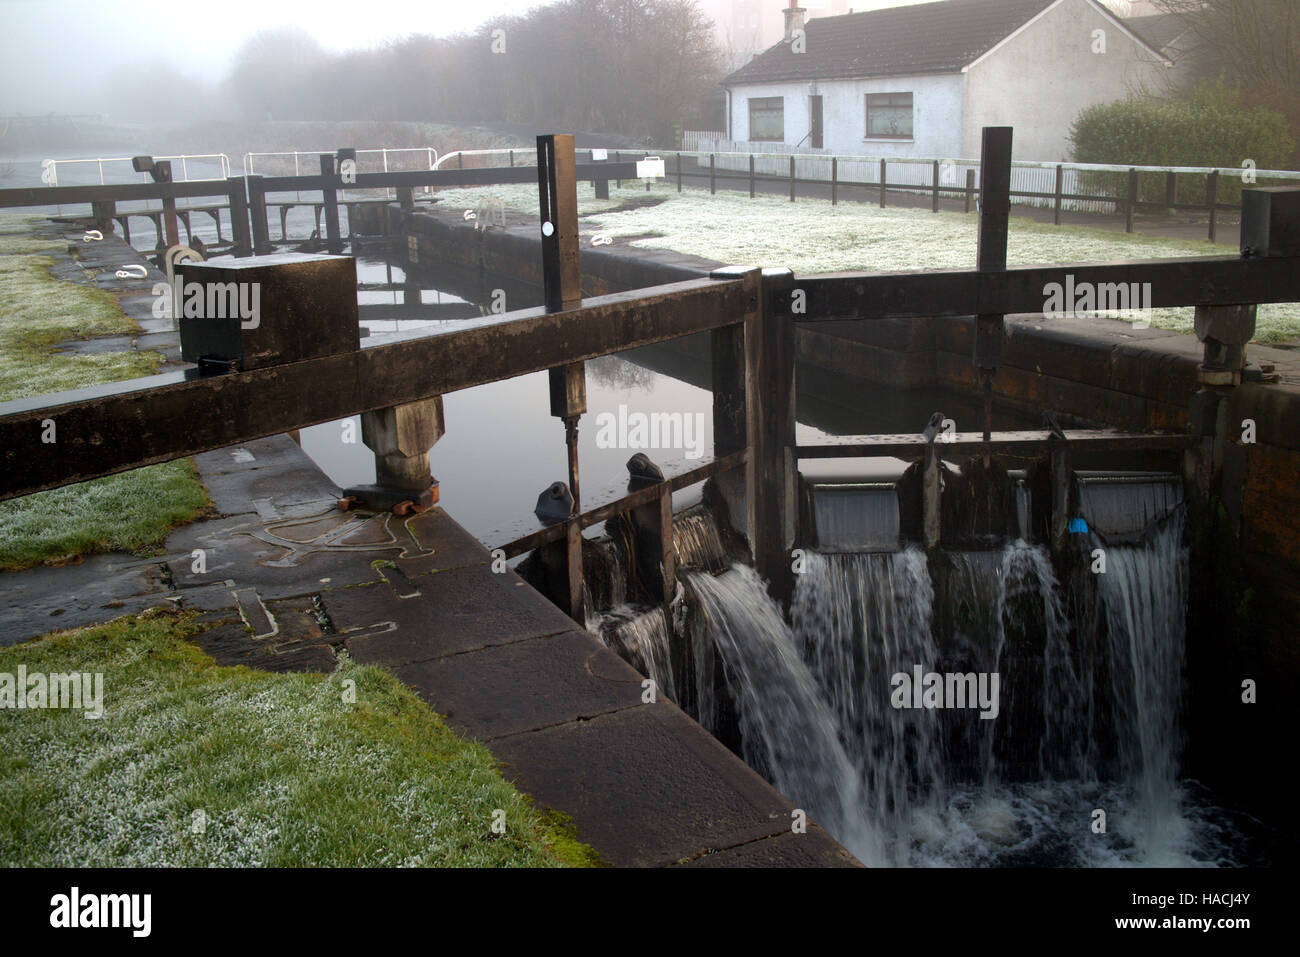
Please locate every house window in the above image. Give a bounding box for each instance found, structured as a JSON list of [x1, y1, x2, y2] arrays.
[[866, 92, 913, 138], [749, 96, 784, 141]]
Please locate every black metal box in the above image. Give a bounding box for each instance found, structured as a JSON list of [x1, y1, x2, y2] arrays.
[[176, 253, 358, 370], [1241, 187, 1300, 258]]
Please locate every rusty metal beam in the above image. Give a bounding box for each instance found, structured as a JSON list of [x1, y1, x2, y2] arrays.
[[796, 430, 1191, 459], [0, 279, 748, 501]]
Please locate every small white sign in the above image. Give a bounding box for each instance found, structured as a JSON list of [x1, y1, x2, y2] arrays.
[[636, 156, 665, 180], [591, 148, 608, 162]]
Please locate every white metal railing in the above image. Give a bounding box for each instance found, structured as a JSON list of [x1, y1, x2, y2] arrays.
[[243, 148, 441, 200], [38, 153, 232, 214], [40, 153, 231, 190], [433, 148, 537, 170]]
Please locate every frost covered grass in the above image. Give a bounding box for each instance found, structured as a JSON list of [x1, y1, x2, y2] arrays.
[[430, 184, 1300, 344], [0, 608, 599, 867], [0, 216, 157, 399], [0, 214, 211, 570], [0, 460, 211, 571]]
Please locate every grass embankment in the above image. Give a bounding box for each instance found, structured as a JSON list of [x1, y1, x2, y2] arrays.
[[0, 215, 210, 570], [0, 609, 598, 866], [431, 182, 1300, 344]]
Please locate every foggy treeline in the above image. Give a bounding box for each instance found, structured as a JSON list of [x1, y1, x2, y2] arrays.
[[1152, 0, 1300, 159], [221, 0, 723, 145]]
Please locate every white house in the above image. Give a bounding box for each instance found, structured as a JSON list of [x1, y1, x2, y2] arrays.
[[720, 0, 1172, 162]]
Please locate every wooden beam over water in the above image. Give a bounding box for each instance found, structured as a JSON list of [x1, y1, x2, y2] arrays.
[[0, 278, 749, 501]]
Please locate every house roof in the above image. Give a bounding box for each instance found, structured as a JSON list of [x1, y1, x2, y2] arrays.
[[1124, 12, 1187, 52], [723, 0, 1059, 86]]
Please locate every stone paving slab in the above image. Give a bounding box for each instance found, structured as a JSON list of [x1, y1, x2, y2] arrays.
[[488, 702, 806, 867], [192, 437, 343, 516], [675, 827, 861, 867], [393, 630, 647, 740], [0, 553, 169, 645], [162, 511, 379, 596], [335, 564, 577, 666]]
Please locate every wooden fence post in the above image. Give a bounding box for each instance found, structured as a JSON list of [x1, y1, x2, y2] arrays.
[[879, 158, 887, 207], [831, 156, 838, 206], [1207, 170, 1219, 243], [1053, 164, 1064, 225], [932, 159, 940, 212], [789, 154, 796, 202], [1125, 167, 1138, 233]]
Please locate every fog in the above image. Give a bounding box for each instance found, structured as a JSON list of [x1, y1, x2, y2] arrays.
[[1, 0, 931, 120], [1, 0, 560, 116]]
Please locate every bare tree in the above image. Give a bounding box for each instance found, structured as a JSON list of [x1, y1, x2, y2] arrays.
[[1151, 0, 1300, 159]]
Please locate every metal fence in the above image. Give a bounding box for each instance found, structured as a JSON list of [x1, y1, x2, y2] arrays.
[[683, 132, 1300, 216]]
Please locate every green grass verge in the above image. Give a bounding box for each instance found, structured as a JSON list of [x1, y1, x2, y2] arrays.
[[0, 214, 212, 571], [0, 459, 212, 571], [0, 608, 600, 867]]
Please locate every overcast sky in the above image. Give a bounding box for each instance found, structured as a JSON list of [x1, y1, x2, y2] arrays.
[[0, 0, 938, 115]]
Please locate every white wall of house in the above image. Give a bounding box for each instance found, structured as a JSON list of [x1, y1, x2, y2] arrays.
[[727, 72, 965, 158], [961, 0, 1169, 161]]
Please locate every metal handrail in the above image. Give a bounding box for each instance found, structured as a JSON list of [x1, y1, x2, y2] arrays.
[[243, 148, 442, 201], [40, 154, 232, 187]]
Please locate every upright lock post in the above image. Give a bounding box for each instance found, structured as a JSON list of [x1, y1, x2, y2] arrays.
[[539, 133, 586, 620]]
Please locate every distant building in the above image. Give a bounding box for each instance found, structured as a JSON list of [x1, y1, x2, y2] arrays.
[[720, 0, 1171, 161]]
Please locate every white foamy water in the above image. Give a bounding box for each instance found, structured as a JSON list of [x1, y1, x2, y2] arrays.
[[587, 496, 1260, 867]]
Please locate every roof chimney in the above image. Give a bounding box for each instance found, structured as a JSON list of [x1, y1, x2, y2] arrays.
[[784, 2, 807, 43]]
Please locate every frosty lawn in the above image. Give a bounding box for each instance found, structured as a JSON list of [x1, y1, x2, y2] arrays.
[[0, 608, 597, 867], [430, 183, 1300, 344], [0, 214, 211, 570]]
